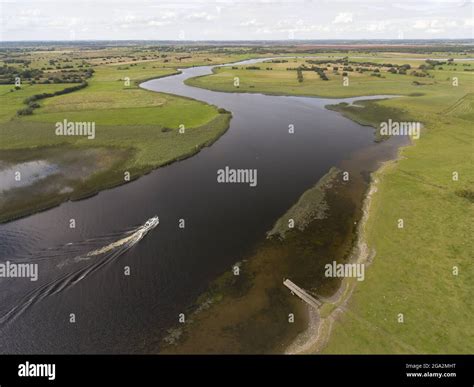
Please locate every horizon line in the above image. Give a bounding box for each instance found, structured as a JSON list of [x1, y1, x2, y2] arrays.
[[1, 38, 473, 43]]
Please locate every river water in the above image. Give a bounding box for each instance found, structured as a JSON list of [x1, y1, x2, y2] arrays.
[[0, 59, 405, 353]]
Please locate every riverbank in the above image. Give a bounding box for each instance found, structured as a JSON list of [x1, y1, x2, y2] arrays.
[[0, 61, 232, 223], [181, 56, 473, 354], [285, 159, 391, 354], [289, 95, 473, 354], [321, 94, 473, 354], [0, 113, 231, 223]]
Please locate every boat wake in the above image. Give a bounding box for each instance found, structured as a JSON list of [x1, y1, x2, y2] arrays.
[[0, 216, 159, 325]]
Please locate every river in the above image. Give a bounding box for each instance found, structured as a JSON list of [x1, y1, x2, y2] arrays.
[[0, 58, 407, 353]]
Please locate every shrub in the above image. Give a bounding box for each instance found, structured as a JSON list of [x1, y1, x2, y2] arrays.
[[17, 107, 33, 116]]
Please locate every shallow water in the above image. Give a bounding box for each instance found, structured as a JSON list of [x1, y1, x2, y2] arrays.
[[0, 160, 59, 193]]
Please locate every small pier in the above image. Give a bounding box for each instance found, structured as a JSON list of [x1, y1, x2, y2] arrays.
[[283, 279, 321, 310]]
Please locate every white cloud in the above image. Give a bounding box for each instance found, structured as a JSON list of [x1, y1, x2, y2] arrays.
[[365, 21, 390, 32], [19, 8, 41, 17], [464, 18, 474, 27], [1, 1, 471, 41], [47, 17, 80, 28], [333, 12, 353, 24], [148, 20, 171, 27], [240, 19, 263, 27], [160, 11, 177, 20], [413, 18, 459, 33], [393, 1, 468, 12], [185, 12, 215, 21]]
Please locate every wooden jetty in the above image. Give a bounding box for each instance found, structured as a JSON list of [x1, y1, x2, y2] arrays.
[[283, 279, 321, 310]]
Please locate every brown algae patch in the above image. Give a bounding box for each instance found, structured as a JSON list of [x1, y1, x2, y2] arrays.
[[160, 166, 369, 354], [286, 162, 388, 354]]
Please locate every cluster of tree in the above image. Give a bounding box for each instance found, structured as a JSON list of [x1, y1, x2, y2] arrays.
[[306, 58, 347, 65], [306, 59, 414, 75], [0, 63, 94, 85], [17, 81, 88, 116], [313, 67, 328, 80], [288, 64, 328, 80], [17, 102, 40, 116], [3, 58, 31, 65], [245, 66, 261, 70], [0, 65, 19, 84], [419, 60, 445, 70], [35, 68, 94, 84], [444, 60, 457, 66], [287, 64, 320, 72], [297, 69, 303, 83], [412, 80, 430, 86], [0, 68, 43, 84], [387, 64, 411, 75], [293, 45, 471, 55], [426, 59, 446, 66], [409, 70, 430, 77]]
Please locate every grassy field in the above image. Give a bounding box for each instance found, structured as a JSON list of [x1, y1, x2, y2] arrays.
[[322, 93, 473, 354], [188, 53, 474, 353], [186, 56, 473, 98], [0, 49, 239, 222]]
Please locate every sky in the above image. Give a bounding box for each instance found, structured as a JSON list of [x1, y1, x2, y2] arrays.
[[0, 0, 473, 41]]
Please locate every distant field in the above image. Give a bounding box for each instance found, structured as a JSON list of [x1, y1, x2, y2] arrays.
[[186, 56, 473, 98], [0, 47, 258, 71], [24, 64, 216, 128]]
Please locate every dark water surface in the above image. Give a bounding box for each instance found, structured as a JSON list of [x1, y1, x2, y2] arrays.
[[0, 59, 404, 353]]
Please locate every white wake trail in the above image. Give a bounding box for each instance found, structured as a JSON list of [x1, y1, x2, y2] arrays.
[[0, 216, 159, 325]]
